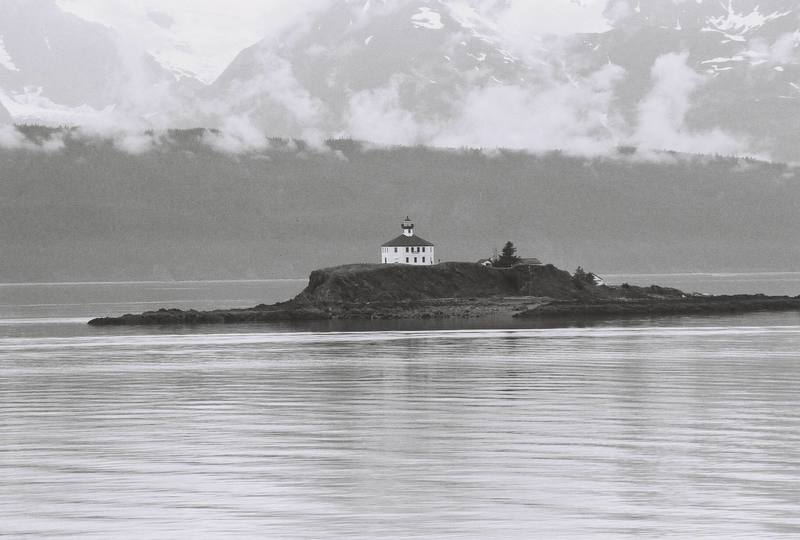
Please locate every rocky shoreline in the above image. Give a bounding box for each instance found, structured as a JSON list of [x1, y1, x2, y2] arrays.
[[515, 295, 800, 318], [88, 263, 800, 326]]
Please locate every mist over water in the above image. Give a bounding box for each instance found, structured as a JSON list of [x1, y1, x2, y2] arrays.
[[2, 278, 800, 538]]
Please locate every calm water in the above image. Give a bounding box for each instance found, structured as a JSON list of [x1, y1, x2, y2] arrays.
[[2, 276, 800, 539]]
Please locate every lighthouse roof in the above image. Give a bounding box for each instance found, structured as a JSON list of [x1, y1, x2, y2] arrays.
[[381, 234, 435, 247]]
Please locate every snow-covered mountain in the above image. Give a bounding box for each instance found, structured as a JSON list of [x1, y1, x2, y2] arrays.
[[200, 0, 636, 153], [208, 0, 528, 142], [205, 0, 800, 158], [0, 0, 197, 128], [2, 0, 800, 161], [583, 0, 800, 160]]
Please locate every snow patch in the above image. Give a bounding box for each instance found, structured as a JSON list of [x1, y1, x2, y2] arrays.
[[495, 48, 517, 64], [411, 8, 443, 30], [445, 3, 483, 30], [702, 32, 800, 70], [703, 3, 790, 43], [364, 35, 373, 45], [445, 2, 500, 40], [701, 56, 745, 64], [0, 86, 113, 126], [774, 66, 785, 72], [0, 36, 20, 72]]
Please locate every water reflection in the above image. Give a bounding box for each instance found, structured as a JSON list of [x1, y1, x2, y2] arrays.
[[3, 320, 800, 538], [2, 279, 800, 538]]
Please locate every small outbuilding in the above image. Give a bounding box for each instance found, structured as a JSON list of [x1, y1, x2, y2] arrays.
[[380, 217, 435, 265]]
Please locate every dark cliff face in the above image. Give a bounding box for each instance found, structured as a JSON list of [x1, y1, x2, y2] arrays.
[[295, 262, 582, 304]]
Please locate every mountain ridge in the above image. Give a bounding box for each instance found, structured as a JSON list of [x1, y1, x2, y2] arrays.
[[2, 1, 800, 160]]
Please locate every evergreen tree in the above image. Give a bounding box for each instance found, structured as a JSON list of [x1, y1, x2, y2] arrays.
[[572, 266, 596, 289], [494, 241, 521, 268]]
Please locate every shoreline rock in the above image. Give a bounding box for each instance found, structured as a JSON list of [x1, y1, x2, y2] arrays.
[[514, 295, 800, 318]]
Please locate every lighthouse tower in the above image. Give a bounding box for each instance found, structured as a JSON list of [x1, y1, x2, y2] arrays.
[[380, 217, 436, 265], [401, 216, 415, 236]]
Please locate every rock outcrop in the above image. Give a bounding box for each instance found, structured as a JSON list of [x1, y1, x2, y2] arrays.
[[88, 262, 799, 326], [295, 262, 588, 304]]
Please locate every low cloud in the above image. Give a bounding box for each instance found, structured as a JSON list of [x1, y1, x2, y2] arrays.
[[748, 31, 800, 65], [201, 116, 269, 153], [432, 63, 626, 155], [113, 132, 159, 154], [337, 61, 628, 156], [201, 49, 327, 140], [0, 124, 26, 148], [344, 76, 422, 146], [0, 124, 65, 152], [632, 52, 747, 156]]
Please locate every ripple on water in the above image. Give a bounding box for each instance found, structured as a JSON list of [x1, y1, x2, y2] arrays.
[[2, 316, 800, 538]]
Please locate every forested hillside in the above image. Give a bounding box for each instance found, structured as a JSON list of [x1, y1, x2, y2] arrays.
[[1, 128, 797, 281]]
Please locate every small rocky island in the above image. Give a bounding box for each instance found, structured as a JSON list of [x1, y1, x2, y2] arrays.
[[88, 262, 800, 326]]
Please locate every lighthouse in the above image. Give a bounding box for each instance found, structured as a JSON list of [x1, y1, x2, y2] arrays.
[[380, 217, 435, 265]]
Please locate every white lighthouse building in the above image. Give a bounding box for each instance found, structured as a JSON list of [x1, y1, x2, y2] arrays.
[[380, 217, 435, 265]]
